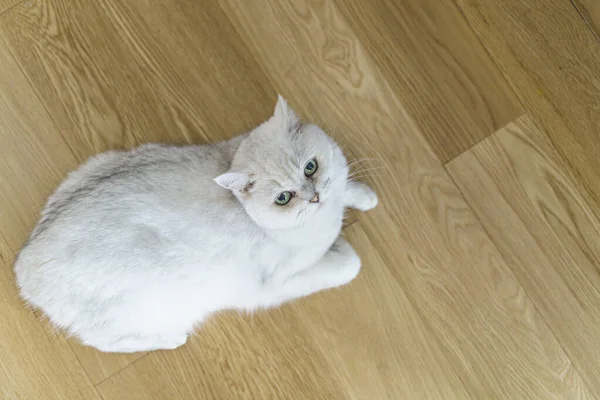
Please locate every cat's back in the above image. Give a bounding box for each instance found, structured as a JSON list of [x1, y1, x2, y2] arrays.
[[14, 140, 245, 303], [29, 141, 235, 240]]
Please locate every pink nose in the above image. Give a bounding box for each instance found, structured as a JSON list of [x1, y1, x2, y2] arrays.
[[310, 193, 320, 203]]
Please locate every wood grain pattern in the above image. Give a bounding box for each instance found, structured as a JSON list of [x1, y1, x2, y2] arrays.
[[334, 0, 523, 162], [573, 0, 600, 39], [0, 0, 274, 160], [290, 226, 471, 400], [97, 310, 351, 400], [447, 115, 600, 396], [0, 0, 19, 15], [454, 0, 600, 217], [0, 41, 101, 400]]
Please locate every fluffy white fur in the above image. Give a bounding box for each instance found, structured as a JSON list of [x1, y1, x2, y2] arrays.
[[14, 96, 378, 353]]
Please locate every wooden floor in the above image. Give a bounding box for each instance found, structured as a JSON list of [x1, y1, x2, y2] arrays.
[[2, 0, 600, 398]]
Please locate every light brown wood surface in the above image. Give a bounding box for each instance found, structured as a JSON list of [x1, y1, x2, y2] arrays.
[[447, 115, 600, 396], [0, 0, 18, 14], [454, 0, 600, 212], [1, 0, 600, 399], [334, 0, 523, 162], [573, 0, 600, 38], [0, 39, 101, 400]]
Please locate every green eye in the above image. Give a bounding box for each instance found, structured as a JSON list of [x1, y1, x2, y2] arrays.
[[304, 159, 318, 177], [275, 191, 293, 205]]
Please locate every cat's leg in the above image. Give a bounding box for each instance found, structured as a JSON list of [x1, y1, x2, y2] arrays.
[[267, 236, 361, 304], [82, 332, 188, 353], [344, 181, 378, 211]]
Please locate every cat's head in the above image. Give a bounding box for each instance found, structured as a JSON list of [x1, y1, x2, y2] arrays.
[[214, 95, 348, 230]]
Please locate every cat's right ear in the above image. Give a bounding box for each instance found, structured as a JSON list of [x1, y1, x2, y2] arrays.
[[214, 172, 254, 192], [273, 94, 300, 131]]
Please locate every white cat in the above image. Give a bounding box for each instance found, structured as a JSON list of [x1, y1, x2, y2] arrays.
[[14, 96, 378, 353]]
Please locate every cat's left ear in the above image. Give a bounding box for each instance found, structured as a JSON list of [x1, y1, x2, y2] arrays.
[[214, 172, 255, 192], [273, 94, 300, 131]]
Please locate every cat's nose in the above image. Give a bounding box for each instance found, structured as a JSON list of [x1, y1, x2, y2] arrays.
[[310, 193, 320, 203]]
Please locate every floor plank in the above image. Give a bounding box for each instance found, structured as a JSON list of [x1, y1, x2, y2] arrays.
[[98, 309, 351, 400], [0, 41, 77, 252], [0, 0, 273, 161], [454, 0, 600, 217], [0, 41, 101, 400], [447, 115, 600, 396], [215, 1, 589, 398], [334, 0, 523, 162]]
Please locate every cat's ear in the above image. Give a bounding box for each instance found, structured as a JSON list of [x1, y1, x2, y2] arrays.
[[273, 94, 300, 131], [214, 172, 254, 192]]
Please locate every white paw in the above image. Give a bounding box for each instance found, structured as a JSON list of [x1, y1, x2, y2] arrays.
[[354, 184, 379, 211], [360, 188, 379, 211]]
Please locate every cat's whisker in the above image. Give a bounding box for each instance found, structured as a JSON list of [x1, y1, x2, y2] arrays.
[[347, 158, 377, 168], [348, 157, 388, 175], [347, 173, 387, 181], [348, 173, 386, 181], [349, 162, 382, 175], [348, 166, 387, 178], [350, 167, 388, 175]]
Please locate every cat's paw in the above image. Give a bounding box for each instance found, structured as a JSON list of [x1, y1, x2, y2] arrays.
[[329, 237, 361, 284], [358, 185, 379, 211], [346, 182, 379, 211]]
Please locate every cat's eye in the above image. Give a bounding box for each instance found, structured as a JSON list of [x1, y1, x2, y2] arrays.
[[304, 159, 318, 177], [275, 191, 293, 205]]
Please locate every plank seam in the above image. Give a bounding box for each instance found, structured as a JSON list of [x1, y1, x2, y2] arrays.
[[0, 0, 23, 18], [94, 352, 150, 388], [443, 113, 527, 166], [569, 0, 600, 45]]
